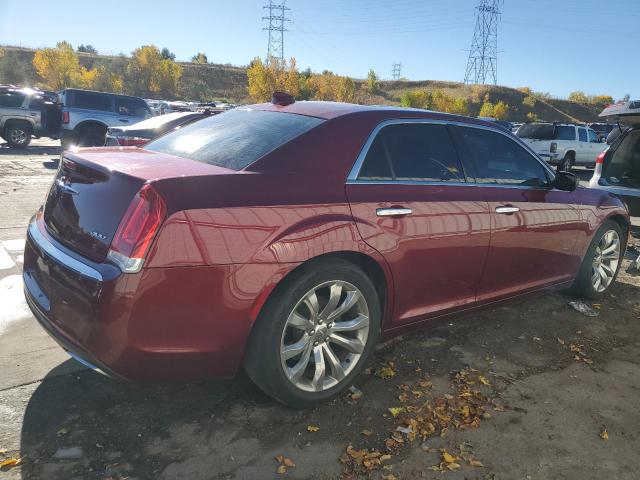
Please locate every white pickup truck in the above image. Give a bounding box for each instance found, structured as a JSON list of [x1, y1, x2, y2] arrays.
[[515, 123, 608, 171]]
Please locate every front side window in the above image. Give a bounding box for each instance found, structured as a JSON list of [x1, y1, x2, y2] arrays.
[[145, 109, 324, 170], [0, 92, 26, 108], [357, 123, 465, 182], [454, 126, 549, 187], [578, 128, 588, 142], [555, 126, 576, 141], [588, 129, 599, 143], [116, 97, 151, 117]]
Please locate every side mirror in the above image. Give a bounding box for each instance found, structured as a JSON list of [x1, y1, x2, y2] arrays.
[[553, 171, 578, 192]]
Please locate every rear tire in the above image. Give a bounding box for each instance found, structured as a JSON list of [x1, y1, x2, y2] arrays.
[[5, 124, 32, 148], [562, 152, 575, 172], [76, 126, 106, 147], [244, 259, 381, 408], [572, 220, 624, 299]]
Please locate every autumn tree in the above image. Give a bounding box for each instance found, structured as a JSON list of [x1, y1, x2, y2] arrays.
[[247, 57, 300, 102], [492, 101, 509, 120], [192, 53, 208, 64], [126, 45, 182, 98], [568, 91, 588, 103], [33, 41, 83, 89], [81, 65, 123, 92], [400, 90, 431, 109]]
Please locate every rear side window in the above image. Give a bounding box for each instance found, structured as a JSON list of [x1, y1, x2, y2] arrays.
[[555, 126, 575, 141], [588, 129, 599, 143], [145, 109, 324, 170], [454, 126, 549, 187], [605, 130, 640, 187], [116, 97, 151, 117], [73, 91, 111, 111], [516, 123, 554, 140], [28, 96, 44, 111], [359, 123, 465, 182], [358, 123, 465, 182], [578, 128, 588, 142], [0, 92, 25, 107]]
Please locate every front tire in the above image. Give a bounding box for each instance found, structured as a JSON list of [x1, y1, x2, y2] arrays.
[[5, 124, 32, 148], [244, 259, 381, 408], [572, 220, 624, 299], [562, 152, 575, 172]]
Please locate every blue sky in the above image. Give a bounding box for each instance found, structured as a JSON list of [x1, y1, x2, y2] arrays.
[[1, 0, 638, 99]]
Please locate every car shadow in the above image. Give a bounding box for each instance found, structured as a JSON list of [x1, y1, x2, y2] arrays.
[[18, 360, 277, 478], [0, 144, 61, 156]]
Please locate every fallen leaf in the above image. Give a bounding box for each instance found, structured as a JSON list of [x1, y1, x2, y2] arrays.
[[381, 474, 398, 480], [470, 458, 485, 467], [56, 428, 68, 436], [361, 429, 373, 436], [557, 338, 565, 345], [388, 407, 406, 418], [600, 428, 609, 440], [307, 425, 319, 433], [276, 465, 287, 474], [478, 376, 491, 386], [0, 448, 6, 455], [446, 462, 461, 470], [376, 366, 396, 379], [275, 455, 285, 463], [0, 458, 21, 468], [442, 451, 457, 463], [283, 458, 296, 468]]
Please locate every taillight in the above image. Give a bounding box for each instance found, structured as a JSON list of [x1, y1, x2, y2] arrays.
[[117, 136, 149, 147], [107, 184, 166, 273], [596, 151, 606, 165], [550, 142, 557, 153], [62, 111, 70, 124]]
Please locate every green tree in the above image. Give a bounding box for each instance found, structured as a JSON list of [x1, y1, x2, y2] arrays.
[[77, 44, 98, 54], [160, 48, 176, 61], [400, 90, 431, 109], [191, 52, 208, 64], [365, 69, 379, 93]]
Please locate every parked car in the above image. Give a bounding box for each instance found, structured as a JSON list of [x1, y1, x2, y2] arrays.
[[59, 89, 152, 148], [588, 122, 616, 141], [105, 111, 214, 146], [24, 98, 629, 408], [589, 100, 640, 216], [0, 88, 61, 147], [516, 122, 607, 170]]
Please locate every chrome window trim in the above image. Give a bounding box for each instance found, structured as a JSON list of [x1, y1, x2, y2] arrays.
[[28, 219, 103, 282], [346, 118, 557, 185]]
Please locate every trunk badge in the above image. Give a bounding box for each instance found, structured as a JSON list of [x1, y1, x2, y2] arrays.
[[90, 231, 108, 241]]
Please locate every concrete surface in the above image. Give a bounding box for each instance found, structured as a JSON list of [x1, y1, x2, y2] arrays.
[[1, 139, 640, 479]]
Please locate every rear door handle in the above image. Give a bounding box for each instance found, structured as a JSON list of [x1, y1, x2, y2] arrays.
[[495, 206, 520, 214], [376, 207, 412, 217]]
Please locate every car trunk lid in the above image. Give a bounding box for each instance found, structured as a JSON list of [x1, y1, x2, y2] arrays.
[[43, 147, 231, 263]]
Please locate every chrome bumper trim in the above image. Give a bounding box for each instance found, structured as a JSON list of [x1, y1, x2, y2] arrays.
[[28, 219, 103, 282]]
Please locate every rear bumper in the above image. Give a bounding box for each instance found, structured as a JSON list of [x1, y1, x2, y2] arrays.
[[23, 214, 278, 382]]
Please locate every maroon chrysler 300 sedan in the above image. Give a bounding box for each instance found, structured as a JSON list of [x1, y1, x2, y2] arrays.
[[23, 97, 629, 407]]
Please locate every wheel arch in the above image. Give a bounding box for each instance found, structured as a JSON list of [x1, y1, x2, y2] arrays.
[[564, 149, 576, 159], [74, 120, 108, 134], [4, 118, 34, 134], [605, 213, 630, 246], [248, 250, 393, 332]]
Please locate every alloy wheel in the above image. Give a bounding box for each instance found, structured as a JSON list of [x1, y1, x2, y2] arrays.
[[10, 128, 28, 146], [280, 280, 370, 392], [591, 229, 621, 293]]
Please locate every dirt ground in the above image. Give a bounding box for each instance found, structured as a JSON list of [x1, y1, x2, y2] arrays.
[[1, 141, 640, 480]]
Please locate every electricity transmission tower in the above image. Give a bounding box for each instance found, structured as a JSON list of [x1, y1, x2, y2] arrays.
[[463, 0, 502, 85], [392, 62, 402, 80], [262, 1, 291, 63]]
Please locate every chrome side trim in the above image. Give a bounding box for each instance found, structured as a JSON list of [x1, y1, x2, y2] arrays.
[[346, 117, 556, 183], [495, 206, 520, 214], [376, 207, 413, 217], [28, 220, 103, 282]]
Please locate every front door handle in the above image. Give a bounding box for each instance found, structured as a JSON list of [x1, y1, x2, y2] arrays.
[[495, 206, 520, 214], [376, 207, 412, 217]]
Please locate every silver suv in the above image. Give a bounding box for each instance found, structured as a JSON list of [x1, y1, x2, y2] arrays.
[[0, 88, 60, 148], [59, 89, 152, 147]]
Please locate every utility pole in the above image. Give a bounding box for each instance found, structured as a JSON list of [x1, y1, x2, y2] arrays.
[[262, 1, 291, 63], [464, 0, 502, 85], [392, 62, 402, 80]]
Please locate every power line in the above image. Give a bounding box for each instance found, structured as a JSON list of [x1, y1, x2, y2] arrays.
[[392, 62, 402, 80], [464, 0, 502, 85], [262, 1, 291, 63]]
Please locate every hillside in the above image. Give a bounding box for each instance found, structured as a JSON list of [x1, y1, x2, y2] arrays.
[[0, 45, 602, 122]]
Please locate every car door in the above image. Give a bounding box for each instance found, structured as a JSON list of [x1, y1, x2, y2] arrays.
[[577, 127, 589, 163], [27, 95, 44, 134], [450, 125, 584, 302], [346, 120, 491, 325]]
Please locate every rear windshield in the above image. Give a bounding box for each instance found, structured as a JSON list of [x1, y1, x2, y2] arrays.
[[516, 123, 555, 140], [145, 109, 324, 170]]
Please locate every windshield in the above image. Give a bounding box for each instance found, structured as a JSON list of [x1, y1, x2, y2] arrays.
[[129, 112, 197, 129], [145, 109, 324, 170]]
